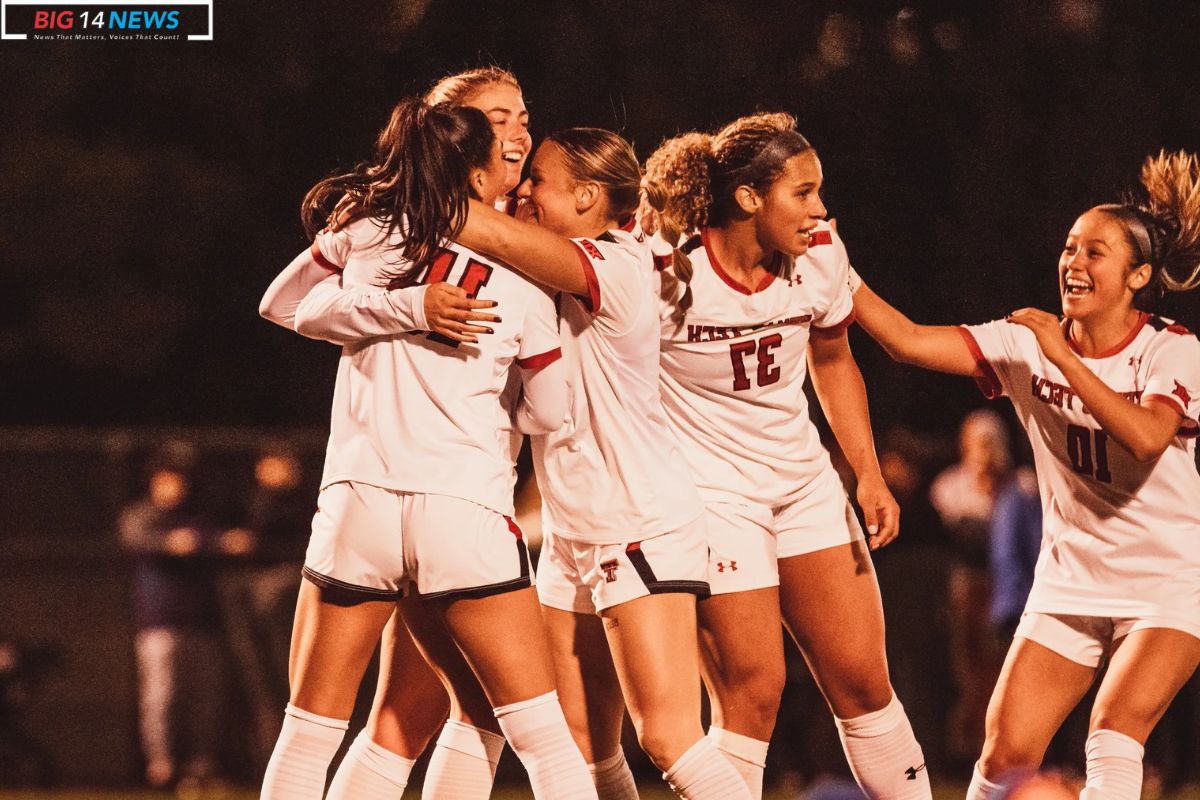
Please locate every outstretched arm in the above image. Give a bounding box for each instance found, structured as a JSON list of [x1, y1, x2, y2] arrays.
[[457, 199, 589, 296], [852, 277, 978, 377], [808, 329, 899, 550], [1008, 308, 1183, 462]]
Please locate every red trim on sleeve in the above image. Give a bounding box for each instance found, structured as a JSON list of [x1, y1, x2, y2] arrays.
[[957, 327, 1004, 400], [310, 240, 342, 273], [572, 242, 603, 314], [504, 516, 524, 540], [808, 230, 832, 247], [1143, 393, 1188, 418], [516, 347, 562, 372], [811, 310, 857, 339]]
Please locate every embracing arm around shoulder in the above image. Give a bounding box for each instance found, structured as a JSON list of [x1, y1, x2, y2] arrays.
[[852, 279, 978, 377], [807, 329, 899, 548], [259, 241, 341, 329], [457, 199, 590, 297]]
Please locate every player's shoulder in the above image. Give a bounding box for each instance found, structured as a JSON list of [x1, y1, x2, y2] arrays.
[[1144, 314, 1198, 341], [583, 223, 651, 263]]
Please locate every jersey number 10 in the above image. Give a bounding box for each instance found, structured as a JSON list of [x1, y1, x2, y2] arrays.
[[1066, 424, 1112, 483]]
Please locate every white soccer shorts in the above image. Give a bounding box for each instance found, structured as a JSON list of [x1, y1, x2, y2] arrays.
[[536, 515, 709, 614], [705, 464, 864, 596], [1016, 611, 1200, 668], [303, 481, 532, 602]]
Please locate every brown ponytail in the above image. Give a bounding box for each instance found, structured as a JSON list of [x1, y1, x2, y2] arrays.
[[300, 100, 496, 287]]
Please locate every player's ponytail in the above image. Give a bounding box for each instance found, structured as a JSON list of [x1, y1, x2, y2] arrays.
[[1097, 150, 1200, 310], [301, 100, 496, 286]]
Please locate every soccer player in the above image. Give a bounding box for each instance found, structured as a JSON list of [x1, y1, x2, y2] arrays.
[[638, 114, 931, 800], [848, 151, 1200, 799], [455, 129, 755, 800], [257, 99, 597, 800], [262, 67, 535, 800]]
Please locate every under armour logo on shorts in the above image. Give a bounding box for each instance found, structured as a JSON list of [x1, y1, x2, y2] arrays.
[[716, 561, 738, 573]]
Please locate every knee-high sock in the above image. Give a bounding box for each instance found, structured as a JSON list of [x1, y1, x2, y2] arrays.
[[834, 694, 931, 799], [1079, 729, 1143, 800], [494, 691, 597, 799], [707, 726, 768, 800], [261, 703, 349, 800], [326, 729, 416, 800], [663, 737, 753, 800], [421, 719, 506, 800], [965, 762, 1005, 800], [588, 748, 639, 800]]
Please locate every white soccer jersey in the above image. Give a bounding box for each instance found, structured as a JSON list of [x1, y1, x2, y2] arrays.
[[963, 312, 1200, 622], [657, 221, 856, 506], [533, 225, 703, 544], [312, 217, 562, 517]]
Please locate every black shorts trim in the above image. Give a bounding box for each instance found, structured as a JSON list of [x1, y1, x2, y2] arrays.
[[420, 575, 532, 602], [302, 567, 403, 603], [647, 580, 710, 599]]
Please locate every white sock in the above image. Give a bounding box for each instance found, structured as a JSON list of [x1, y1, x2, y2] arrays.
[[663, 737, 753, 800], [261, 703, 349, 800], [326, 730, 416, 800], [966, 762, 1005, 800], [588, 748, 639, 800], [421, 719, 506, 799], [494, 691, 597, 799], [834, 694, 931, 799], [1080, 729, 1143, 800], [707, 726, 768, 800]]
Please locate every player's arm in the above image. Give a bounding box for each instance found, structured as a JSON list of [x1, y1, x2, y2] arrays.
[[457, 199, 590, 296], [259, 241, 341, 330], [1007, 308, 1183, 462], [515, 356, 568, 435], [807, 329, 899, 549], [851, 276, 978, 376]]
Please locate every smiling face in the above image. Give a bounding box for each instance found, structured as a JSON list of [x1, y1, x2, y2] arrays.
[[521, 141, 585, 236], [1059, 208, 1151, 321], [751, 150, 827, 257], [464, 82, 531, 194]]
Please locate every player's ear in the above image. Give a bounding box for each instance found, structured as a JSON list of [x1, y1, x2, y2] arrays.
[[468, 167, 488, 200], [1128, 262, 1152, 291], [574, 180, 600, 215], [734, 184, 761, 214]]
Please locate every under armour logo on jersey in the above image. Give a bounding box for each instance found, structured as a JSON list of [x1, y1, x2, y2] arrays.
[[785, 274, 804, 287], [1174, 380, 1192, 406], [600, 559, 619, 583], [716, 561, 738, 573], [905, 763, 927, 780], [579, 240, 605, 260]]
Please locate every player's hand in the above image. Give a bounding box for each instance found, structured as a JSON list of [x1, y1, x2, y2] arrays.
[[856, 472, 900, 550], [422, 282, 501, 344], [1007, 307, 1072, 367]]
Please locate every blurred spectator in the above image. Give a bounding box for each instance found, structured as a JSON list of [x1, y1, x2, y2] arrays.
[[218, 444, 310, 768], [988, 468, 1041, 641], [929, 409, 1012, 765], [118, 440, 235, 790], [0, 636, 60, 787]]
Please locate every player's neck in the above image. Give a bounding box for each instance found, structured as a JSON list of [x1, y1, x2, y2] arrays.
[[1069, 306, 1144, 358], [707, 223, 773, 281]]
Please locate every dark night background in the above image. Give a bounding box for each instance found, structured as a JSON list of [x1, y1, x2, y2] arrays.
[[2, 0, 1200, 792]]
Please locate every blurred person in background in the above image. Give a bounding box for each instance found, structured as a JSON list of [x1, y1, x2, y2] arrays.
[[928, 409, 1013, 765], [988, 467, 1042, 644], [118, 440, 246, 790]]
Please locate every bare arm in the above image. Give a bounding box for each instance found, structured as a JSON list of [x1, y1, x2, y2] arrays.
[[457, 199, 590, 296], [807, 329, 899, 549], [1008, 308, 1183, 462], [853, 280, 978, 376]]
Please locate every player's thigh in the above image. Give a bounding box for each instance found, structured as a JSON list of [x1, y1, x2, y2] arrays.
[[778, 538, 892, 717], [399, 592, 497, 733], [697, 587, 786, 735], [541, 604, 626, 762], [981, 620, 1098, 769], [1091, 624, 1200, 743], [364, 606, 451, 758], [288, 577, 397, 719]]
